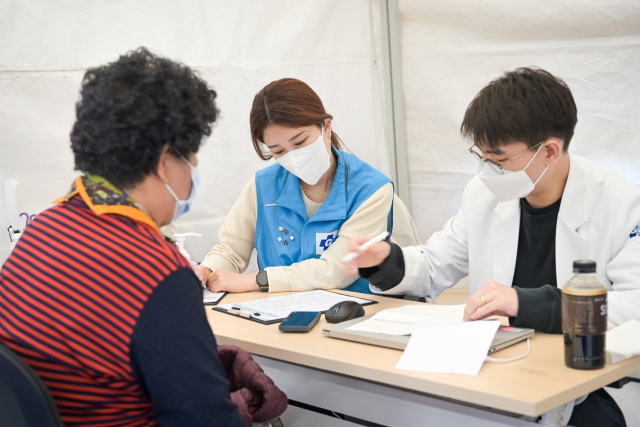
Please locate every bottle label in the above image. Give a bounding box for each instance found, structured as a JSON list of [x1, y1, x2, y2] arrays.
[[562, 291, 607, 335]]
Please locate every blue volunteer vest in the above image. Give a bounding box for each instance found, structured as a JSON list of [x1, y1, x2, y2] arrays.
[[254, 149, 392, 294]]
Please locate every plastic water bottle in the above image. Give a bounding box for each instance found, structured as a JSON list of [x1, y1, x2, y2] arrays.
[[174, 232, 202, 275], [562, 260, 607, 370]]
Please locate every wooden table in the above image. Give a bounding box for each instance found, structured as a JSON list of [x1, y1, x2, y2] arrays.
[[206, 289, 640, 426]]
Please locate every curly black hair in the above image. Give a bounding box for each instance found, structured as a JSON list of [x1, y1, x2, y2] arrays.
[[70, 47, 218, 188]]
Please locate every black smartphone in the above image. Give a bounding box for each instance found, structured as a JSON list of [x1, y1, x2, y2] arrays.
[[278, 311, 321, 332]]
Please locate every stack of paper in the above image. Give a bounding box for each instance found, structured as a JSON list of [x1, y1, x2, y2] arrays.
[[345, 303, 501, 375], [396, 321, 501, 376], [346, 304, 466, 336], [203, 289, 225, 304], [606, 320, 640, 364]]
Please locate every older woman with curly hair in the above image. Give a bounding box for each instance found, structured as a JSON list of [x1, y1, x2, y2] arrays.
[[0, 48, 286, 427]]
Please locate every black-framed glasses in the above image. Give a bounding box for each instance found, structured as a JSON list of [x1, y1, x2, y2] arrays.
[[468, 140, 545, 175]]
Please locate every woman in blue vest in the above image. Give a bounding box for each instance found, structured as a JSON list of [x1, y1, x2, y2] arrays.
[[198, 78, 417, 295]]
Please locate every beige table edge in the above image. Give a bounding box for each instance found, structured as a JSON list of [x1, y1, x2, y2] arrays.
[[206, 289, 640, 417]]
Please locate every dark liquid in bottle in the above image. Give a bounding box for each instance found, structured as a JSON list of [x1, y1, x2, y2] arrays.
[[563, 332, 606, 369]]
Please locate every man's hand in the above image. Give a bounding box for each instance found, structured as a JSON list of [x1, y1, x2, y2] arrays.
[[463, 280, 519, 321], [206, 268, 259, 293], [343, 235, 391, 275]]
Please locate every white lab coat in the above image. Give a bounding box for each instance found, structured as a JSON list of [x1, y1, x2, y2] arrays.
[[372, 155, 640, 328]]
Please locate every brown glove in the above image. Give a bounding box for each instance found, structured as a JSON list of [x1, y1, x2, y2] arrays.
[[219, 345, 288, 423]]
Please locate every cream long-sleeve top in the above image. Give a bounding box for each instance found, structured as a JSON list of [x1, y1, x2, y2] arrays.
[[201, 176, 420, 292]]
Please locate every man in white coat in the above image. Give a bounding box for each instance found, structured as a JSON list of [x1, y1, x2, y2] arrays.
[[346, 68, 636, 427]]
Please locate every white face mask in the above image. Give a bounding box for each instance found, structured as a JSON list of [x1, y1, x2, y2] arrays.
[[165, 156, 200, 222], [275, 127, 331, 185], [478, 143, 548, 202]]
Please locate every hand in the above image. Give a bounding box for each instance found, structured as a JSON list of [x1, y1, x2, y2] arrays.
[[463, 280, 519, 321], [343, 235, 391, 275], [197, 264, 213, 287], [208, 268, 259, 293]]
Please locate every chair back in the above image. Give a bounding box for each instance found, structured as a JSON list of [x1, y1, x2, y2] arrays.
[[390, 194, 421, 247], [0, 342, 64, 427]]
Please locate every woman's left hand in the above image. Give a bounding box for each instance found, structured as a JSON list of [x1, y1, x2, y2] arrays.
[[209, 269, 259, 293]]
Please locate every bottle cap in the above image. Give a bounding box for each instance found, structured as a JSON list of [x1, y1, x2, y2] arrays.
[[573, 259, 596, 273]]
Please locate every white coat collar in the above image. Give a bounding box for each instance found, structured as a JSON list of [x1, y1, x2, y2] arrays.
[[494, 198, 520, 221], [558, 155, 589, 230], [556, 155, 589, 286]]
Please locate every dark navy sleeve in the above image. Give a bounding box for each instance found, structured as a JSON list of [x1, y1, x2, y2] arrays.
[[359, 242, 405, 291], [511, 285, 563, 334], [130, 267, 246, 427]]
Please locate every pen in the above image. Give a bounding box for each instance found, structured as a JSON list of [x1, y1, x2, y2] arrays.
[[230, 307, 261, 317], [201, 268, 214, 289], [340, 231, 390, 263]]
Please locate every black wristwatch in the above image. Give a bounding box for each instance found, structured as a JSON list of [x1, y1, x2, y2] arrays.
[[257, 271, 269, 292]]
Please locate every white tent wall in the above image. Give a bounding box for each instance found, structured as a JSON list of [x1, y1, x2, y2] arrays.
[[0, 0, 390, 264], [392, 0, 640, 253]]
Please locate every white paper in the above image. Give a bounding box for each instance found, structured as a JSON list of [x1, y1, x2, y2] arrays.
[[347, 304, 465, 335], [606, 320, 640, 364], [217, 290, 373, 322], [203, 289, 225, 304], [396, 321, 500, 376]]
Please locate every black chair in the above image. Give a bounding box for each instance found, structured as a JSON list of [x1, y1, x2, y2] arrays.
[[0, 342, 64, 427]]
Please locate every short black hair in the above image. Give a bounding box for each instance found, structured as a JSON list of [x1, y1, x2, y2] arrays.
[[460, 67, 577, 151], [70, 48, 218, 188]]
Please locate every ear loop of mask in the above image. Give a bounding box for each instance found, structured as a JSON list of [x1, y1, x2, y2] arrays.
[[522, 144, 549, 186], [164, 155, 198, 201], [524, 143, 549, 185], [165, 181, 181, 202]]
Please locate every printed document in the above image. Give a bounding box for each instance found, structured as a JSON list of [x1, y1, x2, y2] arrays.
[[217, 290, 374, 322]]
